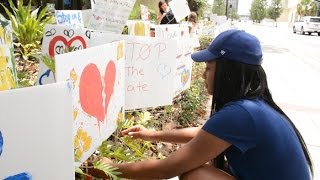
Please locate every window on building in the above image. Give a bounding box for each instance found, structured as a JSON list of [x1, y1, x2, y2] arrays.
[[310, 18, 320, 23]]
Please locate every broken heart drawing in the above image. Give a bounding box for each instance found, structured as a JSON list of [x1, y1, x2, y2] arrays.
[[54, 41, 125, 166], [79, 61, 116, 124]]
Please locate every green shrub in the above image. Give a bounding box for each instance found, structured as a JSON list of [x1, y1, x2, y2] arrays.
[[1, 0, 53, 60], [198, 35, 214, 50], [128, 0, 141, 20], [176, 62, 209, 126], [77, 111, 157, 179], [148, 8, 157, 24]]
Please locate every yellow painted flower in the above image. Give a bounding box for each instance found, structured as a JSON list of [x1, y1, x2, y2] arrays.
[[69, 68, 77, 89], [73, 108, 79, 121], [0, 47, 4, 57], [74, 128, 92, 161], [0, 56, 15, 91], [0, 27, 4, 44], [117, 110, 124, 126], [134, 22, 146, 36], [117, 42, 124, 60]]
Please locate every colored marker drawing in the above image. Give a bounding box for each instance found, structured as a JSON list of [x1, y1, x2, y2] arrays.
[[74, 128, 92, 161], [4, 173, 32, 180], [0, 15, 18, 90], [54, 42, 125, 165], [0, 131, 3, 156], [0, 131, 32, 179]]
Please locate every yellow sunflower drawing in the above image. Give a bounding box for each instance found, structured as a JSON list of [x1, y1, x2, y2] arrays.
[[74, 128, 92, 161], [117, 42, 124, 60]]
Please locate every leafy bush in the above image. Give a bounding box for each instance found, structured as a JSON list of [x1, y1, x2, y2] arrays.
[[1, 0, 53, 60], [198, 35, 213, 50], [77, 111, 158, 179], [148, 8, 157, 24], [128, 0, 141, 20], [128, 0, 157, 23], [98, 111, 157, 163]]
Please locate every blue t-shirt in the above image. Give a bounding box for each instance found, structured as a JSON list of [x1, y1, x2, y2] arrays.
[[203, 99, 311, 180]]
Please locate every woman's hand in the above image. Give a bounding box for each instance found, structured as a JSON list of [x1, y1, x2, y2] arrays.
[[87, 157, 113, 179], [157, 12, 166, 24], [99, 157, 113, 164], [121, 125, 154, 141]]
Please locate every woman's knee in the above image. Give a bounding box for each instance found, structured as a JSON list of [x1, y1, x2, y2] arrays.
[[179, 165, 236, 180]]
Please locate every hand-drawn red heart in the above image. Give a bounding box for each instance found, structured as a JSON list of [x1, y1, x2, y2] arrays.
[[79, 61, 116, 124], [104, 61, 116, 118], [79, 63, 105, 122], [48, 35, 87, 57]]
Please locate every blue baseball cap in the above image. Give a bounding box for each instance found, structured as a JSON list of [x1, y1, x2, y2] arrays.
[[191, 29, 263, 65]]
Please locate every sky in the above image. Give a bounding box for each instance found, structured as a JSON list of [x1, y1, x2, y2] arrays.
[[238, 0, 254, 15]]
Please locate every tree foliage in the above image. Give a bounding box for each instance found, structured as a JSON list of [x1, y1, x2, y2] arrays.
[[250, 0, 267, 23], [211, 0, 226, 16], [129, 0, 207, 21], [297, 0, 318, 16], [230, 7, 240, 20], [187, 0, 208, 18], [267, 0, 283, 21], [128, 0, 142, 20]]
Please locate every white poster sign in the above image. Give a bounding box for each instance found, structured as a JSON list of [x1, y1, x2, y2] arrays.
[[127, 20, 150, 36], [88, 0, 136, 33], [140, 4, 149, 21], [90, 32, 176, 110], [174, 38, 194, 96], [55, 10, 84, 28], [0, 82, 74, 180], [169, 0, 191, 22], [154, 24, 189, 39], [37, 25, 91, 85], [82, 9, 93, 27], [0, 14, 18, 91], [55, 42, 125, 165]]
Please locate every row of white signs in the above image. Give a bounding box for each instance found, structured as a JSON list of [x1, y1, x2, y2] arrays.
[[1, 0, 193, 176], [39, 24, 195, 110], [0, 24, 196, 179], [55, 0, 191, 31]]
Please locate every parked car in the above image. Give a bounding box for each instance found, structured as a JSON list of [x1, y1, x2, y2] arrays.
[[293, 16, 320, 36]]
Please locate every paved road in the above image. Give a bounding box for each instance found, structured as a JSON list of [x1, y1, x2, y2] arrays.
[[237, 22, 320, 179]]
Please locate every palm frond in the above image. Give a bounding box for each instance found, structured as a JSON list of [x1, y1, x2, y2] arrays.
[[31, 54, 55, 73], [93, 161, 122, 180]]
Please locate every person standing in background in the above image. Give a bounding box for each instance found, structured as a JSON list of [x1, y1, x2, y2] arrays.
[[188, 12, 200, 48], [188, 12, 198, 37], [157, 1, 178, 25]]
